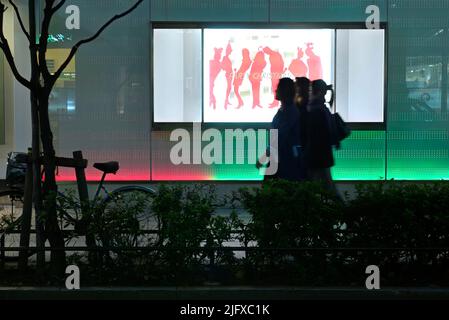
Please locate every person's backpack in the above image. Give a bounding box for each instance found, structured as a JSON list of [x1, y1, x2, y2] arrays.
[[330, 112, 351, 149], [324, 86, 351, 149]]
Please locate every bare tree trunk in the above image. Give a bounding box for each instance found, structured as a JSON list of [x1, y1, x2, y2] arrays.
[[38, 93, 66, 276], [28, 0, 45, 271], [32, 94, 45, 270]]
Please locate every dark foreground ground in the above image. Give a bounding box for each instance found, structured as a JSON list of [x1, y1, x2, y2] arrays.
[[1, 286, 449, 300]]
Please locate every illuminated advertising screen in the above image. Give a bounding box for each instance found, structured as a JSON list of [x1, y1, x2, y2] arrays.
[[203, 29, 334, 123]]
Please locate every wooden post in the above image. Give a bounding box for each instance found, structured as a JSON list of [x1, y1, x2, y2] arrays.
[[73, 151, 89, 206], [18, 149, 34, 270], [73, 151, 97, 263], [35, 189, 46, 271]]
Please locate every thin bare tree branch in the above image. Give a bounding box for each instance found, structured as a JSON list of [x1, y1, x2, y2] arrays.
[[38, 0, 67, 86], [51, 0, 66, 14], [51, 0, 144, 88], [39, 0, 58, 84], [0, 2, 31, 89], [37, 0, 67, 86], [8, 0, 31, 41]]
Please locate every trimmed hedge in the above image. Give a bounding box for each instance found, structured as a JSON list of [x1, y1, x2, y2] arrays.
[[2, 180, 449, 287]]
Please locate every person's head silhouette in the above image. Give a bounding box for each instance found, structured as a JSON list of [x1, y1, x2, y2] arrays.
[[276, 78, 296, 106], [295, 77, 310, 107], [311, 79, 334, 106]]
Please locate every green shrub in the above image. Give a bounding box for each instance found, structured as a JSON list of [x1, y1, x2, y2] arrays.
[[151, 184, 243, 283], [237, 179, 345, 285], [56, 189, 154, 276], [239, 179, 344, 249], [345, 181, 449, 285], [13, 180, 449, 287]]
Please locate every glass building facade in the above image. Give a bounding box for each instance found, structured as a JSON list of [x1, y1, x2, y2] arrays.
[[2, 0, 449, 181]]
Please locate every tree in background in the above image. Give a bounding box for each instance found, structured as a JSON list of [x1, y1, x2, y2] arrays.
[[0, 0, 143, 275]]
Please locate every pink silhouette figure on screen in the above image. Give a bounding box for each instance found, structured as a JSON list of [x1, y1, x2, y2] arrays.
[[288, 47, 308, 78], [209, 47, 223, 110], [263, 47, 285, 108], [233, 48, 252, 109], [249, 49, 267, 109], [221, 42, 234, 110], [305, 43, 323, 81]]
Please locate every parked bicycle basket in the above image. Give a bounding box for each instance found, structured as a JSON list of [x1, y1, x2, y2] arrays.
[[6, 152, 28, 188]]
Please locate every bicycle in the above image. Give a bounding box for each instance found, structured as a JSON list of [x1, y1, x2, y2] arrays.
[[0, 152, 158, 263]]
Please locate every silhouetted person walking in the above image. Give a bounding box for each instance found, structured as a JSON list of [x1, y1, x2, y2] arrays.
[[295, 77, 310, 110], [295, 77, 310, 158], [257, 78, 305, 181], [303, 79, 339, 196]]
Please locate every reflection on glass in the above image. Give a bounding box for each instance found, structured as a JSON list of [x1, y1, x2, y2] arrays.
[[335, 29, 385, 123], [47, 48, 76, 114], [406, 57, 442, 112]]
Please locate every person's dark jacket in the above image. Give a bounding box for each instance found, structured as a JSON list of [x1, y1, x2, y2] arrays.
[[270, 102, 306, 181], [302, 98, 335, 169]]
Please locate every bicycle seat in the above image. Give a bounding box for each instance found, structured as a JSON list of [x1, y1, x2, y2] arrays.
[[93, 162, 119, 174]]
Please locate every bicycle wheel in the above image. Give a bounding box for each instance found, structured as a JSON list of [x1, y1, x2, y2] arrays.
[[103, 186, 159, 247], [0, 189, 24, 234]]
